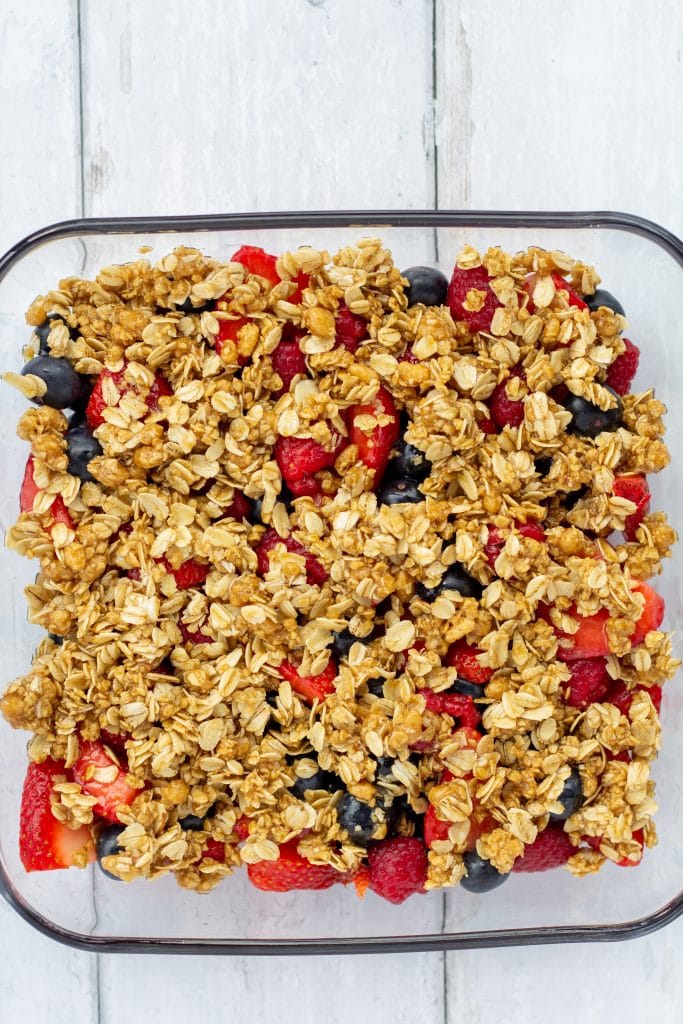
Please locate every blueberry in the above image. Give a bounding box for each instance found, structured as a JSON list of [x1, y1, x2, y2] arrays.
[[179, 814, 205, 832], [585, 289, 625, 317], [535, 456, 553, 478], [175, 296, 213, 314], [452, 678, 486, 701], [34, 316, 74, 356], [337, 792, 384, 846], [564, 484, 589, 511], [66, 424, 103, 482], [377, 478, 424, 506], [416, 563, 483, 602], [564, 386, 622, 437], [460, 850, 509, 894], [291, 760, 338, 797], [330, 627, 373, 660], [47, 632, 64, 645], [249, 497, 264, 524], [374, 757, 396, 779], [96, 824, 126, 880], [366, 677, 385, 697], [390, 438, 431, 481], [549, 768, 583, 822], [402, 266, 449, 307], [21, 355, 83, 410]]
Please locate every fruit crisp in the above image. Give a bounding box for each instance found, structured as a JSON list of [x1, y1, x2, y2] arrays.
[[1, 239, 678, 901]]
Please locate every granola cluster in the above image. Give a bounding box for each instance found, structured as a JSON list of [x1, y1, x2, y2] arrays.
[[1, 239, 678, 894]]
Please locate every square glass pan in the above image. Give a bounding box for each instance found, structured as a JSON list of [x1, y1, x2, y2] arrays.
[[0, 210, 682, 956]]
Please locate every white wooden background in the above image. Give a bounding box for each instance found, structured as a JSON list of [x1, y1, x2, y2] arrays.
[[1, 1, 682, 1022]]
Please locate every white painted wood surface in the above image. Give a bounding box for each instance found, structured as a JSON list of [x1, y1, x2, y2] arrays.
[[1, 1, 683, 1022]]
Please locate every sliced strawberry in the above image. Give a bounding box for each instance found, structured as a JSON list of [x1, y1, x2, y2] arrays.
[[20, 455, 74, 531], [546, 605, 611, 661], [271, 337, 308, 396], [448, 264, 502, 333], [446, 639, 493, 685], [179, 621, 213, 645], [422, 690, 481, 729], [584, 828, 644, 867], [278, 659, 337, 704], [234, 816, 251, 841], [215, 315, 249, 358], [202, 837, 226, 862], [72, 739, 138, 823], [19, 759, 95, 871], [524, 272, 587, 314], [348, 385, 400, 480], [484, 521, 545, 569], [613, 474, 651, 541], [160, 556, 210, 590], [606, 679, 663, 716], [231, 245, 280, 287], [86, 364, 171, 428], [630, 580, 664, 645], [335, 303, 367, 353], [275, 433, 346, 485], [247, 838, 340, 891], [255, 527, 328, 585]]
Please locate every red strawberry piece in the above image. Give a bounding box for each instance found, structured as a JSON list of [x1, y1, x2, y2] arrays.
[[447, 264, 502, 333], [231, 245, 280, 287], [335, 303, 367, 353], [86, 364, 171, 428], [584, 828, 644, 867], [271, 337, 308, 396], [424, 804, 450, 848], [20, 455, 74, 531], [605, 680, 662, 716], [288, 271, 309, 305], [613, 474, 651, 541], [215, 315, 249, 358], [400, 346, 419, 364], [286, 473, 323, 498], [248, 838, 340, 891], [275, 433, 346, 483], [161, 557, 210, 590], [524, 273, 587, 314], [397, 636, 426, 672], [278, 659, 337, 704], [564, 658, 610, 708], [348, 385, 400, 480], [367, 836, 428, 904], [446, 639, 493, 685], [72, 740, 138, 823], [512, 824, 575, 872], [179, 621, 212, 645], [542, 603, 611, 661], [606, 338, 640, 396], [479, 417, 497, 435], [225, 491, 251, 520], [234, 816, 250, 841], [423, 690, 481, 729], [19, 759, 95, 871], [255, 527, 328, 585], [630, 580, 664, 645], [202, 838, 226, 862], [489, 367, 526, 429], [484, 521, 545, 569]]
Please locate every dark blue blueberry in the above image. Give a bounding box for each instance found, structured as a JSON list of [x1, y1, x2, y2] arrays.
[[535, 456, 553, 477], [402, 266, 449, 307], [374, 757, 396, 779], [291, 761, 338, 796], [337, 792, 383, 846], [564, 484, 589, 511], [416, 563, 483, 602], [47, 632, 64, 645], [179, 814, 205, 832], [549, 768, 583, 822], [175, 296, 213, 314], [452, 678, 486, 701], [34, 316, 75, 355], [460, 850, 509, 893], [366, 677, 385, 697], [96, 824, 126, 880], [66, 424, 103, 482], [21, 355, 83, 410], [249, 497, 264, 524], [330, 627, 373, 660], [565, 386, 622, 437], [390, 438, 431, 481], [377, 478, 424, 506], [585, 289, 625, 317]]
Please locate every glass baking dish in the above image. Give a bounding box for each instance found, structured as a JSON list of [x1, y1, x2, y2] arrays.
[[0, 210, 682, 956]]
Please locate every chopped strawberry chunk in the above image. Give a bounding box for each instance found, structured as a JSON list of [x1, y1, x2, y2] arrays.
[[485, 521, 545, 569], [275, 433, 346, 484], [613, 474, 650, 541], [525, 272, 587, 314], [19, 759, 95, 871], [335, 303, 367, 353], [286, 473, 323, 498], [248, 838, 340, 891], [348, 385, 400, 480], [179, 621, 212, 645], [422, 690, 481, 729], [446, 640, 493, 685], [630, 580, 664, 645], [215, 316, 249, 359], [86, 364, 171, 428], [202, 838, 226, 862], [278, 659, 337, 704], [255, 527, 328, 585], [234, 816, 250, 841], [271, 337, 308, 395], [489, 366, 526, 429], [231, 245, 280, 287], [584, 829, 644, 867], [20, 455, 74, 531], [606, 679, 662, 716], [72, 740, 138, 823], [160, 557, 210, 590], [448, 264, 502, 333]]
